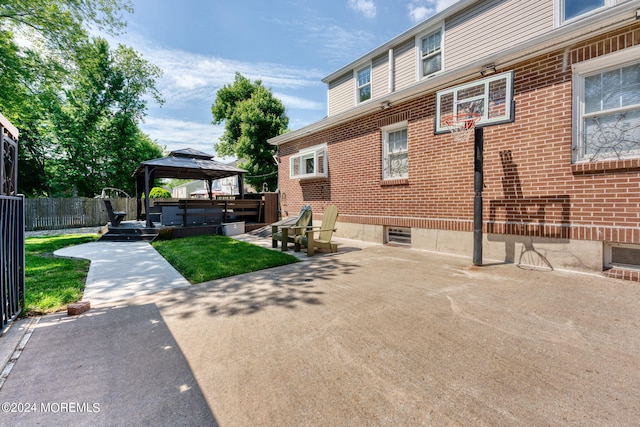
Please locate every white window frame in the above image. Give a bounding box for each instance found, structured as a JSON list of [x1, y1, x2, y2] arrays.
[[382, 121, 409, 180], [554, 0, 614, 27], [290, 143, 328, 180], [355, 63, 372, 104], [572, 45, 640, 163], [416, 24, 444, 79]]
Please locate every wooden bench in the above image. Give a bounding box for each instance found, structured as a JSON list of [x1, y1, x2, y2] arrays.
[[103, 199, 126, 226]]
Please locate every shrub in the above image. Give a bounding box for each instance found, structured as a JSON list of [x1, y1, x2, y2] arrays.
[[149, 187, 172, 198]]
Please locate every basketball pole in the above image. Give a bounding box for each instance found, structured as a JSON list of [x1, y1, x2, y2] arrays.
[[473, 127, 484, 266]]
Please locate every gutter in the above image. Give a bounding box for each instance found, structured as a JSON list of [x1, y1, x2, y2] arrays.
[[270, 1, 640, 146]]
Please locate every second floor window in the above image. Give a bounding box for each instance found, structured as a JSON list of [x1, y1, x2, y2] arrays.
[[421, 29, 441, 77], [357, 66, 371, 103], [557, 0, 612, 25]]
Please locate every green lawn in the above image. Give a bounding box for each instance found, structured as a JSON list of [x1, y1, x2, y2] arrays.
[[25, 234, 99, 315], [152, 234, 299, 283], [23, 233, 298, 316]]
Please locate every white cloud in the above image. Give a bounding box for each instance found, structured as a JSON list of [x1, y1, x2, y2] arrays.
[[348, 0, 377, 18], [435, 0, 460, 13], [408, 5, 434, 23], [140, 117, 226, 158], [273, 92, 324, 111], [408, 0, 459, 23], [107, 31, 325, 110]]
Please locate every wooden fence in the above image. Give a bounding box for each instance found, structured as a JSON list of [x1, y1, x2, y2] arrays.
[[24, 198, 137, 231]]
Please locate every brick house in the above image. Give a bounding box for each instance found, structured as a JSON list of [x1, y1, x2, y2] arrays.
[[269, 0, 640, 280]]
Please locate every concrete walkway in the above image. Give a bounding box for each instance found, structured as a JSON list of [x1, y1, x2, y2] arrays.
[[2, 235, 640, 425], [54, 241, 191, 305]]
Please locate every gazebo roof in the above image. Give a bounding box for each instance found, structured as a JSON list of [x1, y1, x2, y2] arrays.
[[133, 148, 246, 180]]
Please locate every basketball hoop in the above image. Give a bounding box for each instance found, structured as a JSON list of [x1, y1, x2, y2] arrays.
[[443, 113, 481, 143]]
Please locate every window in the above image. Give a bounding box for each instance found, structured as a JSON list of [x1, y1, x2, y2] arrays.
[[356, 65, 371, 103], [382, 122, 408, 180], [573, 47, 640, 162], [419, 28, 442, 77], [555, 0, 613, 26], [290, 144, 327, 179]]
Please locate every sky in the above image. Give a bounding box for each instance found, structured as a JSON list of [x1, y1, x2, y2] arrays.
[[110, 0, 459, 159]]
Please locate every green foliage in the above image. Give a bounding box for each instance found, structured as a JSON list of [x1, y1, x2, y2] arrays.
[[0, 1, 163, 197], [211, 73, 289, 191], [25, 234, 99, 315], [152, 235, 298, 283], [149, 186, 171, 198]]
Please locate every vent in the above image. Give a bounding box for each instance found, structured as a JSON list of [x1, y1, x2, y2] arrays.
[[606, 243, 640, 270], [386, 226, 411, 246]]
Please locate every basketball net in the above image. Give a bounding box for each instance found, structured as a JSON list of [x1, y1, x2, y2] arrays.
[[443, 114, 481, 144]]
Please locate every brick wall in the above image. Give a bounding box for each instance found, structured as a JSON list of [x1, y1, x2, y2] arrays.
[[278, 23, 640, 249]]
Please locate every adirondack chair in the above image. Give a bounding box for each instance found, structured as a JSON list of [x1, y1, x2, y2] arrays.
[[294, 205, 338, 256], [103, 199, 126, 226], [271, 205, 313, 251]]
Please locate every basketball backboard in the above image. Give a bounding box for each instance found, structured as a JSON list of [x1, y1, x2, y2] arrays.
[[435, 71, 515, 134]]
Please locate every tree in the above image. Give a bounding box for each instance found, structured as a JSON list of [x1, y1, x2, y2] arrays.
[[0, 0, 132, 51], [0, 0, 163, 197], [211, 73, 289, 191], [51, 37, 163, 197]]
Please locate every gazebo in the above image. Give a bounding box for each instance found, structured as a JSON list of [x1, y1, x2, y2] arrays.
[[133, 148, 247, 227]]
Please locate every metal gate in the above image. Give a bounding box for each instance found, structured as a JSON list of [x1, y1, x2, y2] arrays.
[[1, 114, 24, 330]]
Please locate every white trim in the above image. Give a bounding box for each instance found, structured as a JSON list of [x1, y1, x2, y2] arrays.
[[355, 62, 373, 105], [290, 143, 328, 180], [0, 113, 19, 138], [572, 45, 640, 163], [381, 121, 409, 180], [572, 44, 640, 74], [415, 23, 444, 81], [554, 0, 615, 28]]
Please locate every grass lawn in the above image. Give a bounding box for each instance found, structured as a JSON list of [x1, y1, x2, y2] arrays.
[[23, 232, 297, 316], [152, 234, 299, 283], [25, 234, 99, 315]]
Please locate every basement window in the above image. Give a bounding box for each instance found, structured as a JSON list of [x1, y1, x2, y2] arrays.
[[605, 243, 640, 270], [386, 226, 411, 246]]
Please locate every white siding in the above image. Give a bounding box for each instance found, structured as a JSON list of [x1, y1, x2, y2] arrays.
[[393, 39, 416, 91], [445, 0, 554, 71], [327, 72, 354, 116], [372, 53, 389, 100]]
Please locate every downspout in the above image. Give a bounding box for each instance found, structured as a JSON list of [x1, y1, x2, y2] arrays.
[[388, 48, 395, 93]]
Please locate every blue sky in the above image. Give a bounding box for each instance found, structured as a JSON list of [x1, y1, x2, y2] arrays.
[[112, 0, 458, 158]]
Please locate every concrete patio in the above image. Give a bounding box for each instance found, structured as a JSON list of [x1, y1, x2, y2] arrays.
[[1, 236, 639, 425]]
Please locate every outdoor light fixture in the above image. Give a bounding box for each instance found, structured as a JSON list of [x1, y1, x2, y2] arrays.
[[480, 63, 497, 77], [380, 101, 392, 110]]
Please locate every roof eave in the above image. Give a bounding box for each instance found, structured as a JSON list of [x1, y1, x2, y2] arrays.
[[321, 0, 480, 84], [270, 2, 639, 147]]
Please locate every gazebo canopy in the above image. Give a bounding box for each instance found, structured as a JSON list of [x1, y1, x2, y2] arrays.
[[133, 148, 246, 181], [133, 148, 247, 226]]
